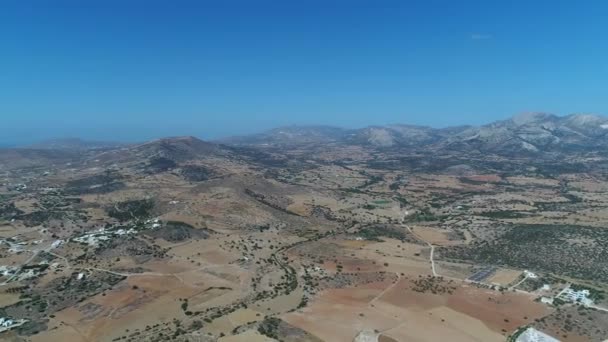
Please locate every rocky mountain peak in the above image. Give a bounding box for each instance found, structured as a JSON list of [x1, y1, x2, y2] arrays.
[[511, 112, 556, 126]]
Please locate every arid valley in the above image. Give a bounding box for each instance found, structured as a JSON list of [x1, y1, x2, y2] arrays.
[[2, 113, 608, 341]]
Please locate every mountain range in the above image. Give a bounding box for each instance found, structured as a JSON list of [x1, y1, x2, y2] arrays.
[[221, 112, 608, 155], [2, 113, 608, 172]]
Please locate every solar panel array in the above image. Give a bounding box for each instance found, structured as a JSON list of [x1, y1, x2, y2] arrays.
[[467, 266, 497, 282]]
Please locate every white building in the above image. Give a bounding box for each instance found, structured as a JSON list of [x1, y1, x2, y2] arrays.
[[516, 327, 560, 342], [0, 318, 14, 327], [563, 288, 593, 306], [0, 317, 28, 332], [540, 297, 554, 305]]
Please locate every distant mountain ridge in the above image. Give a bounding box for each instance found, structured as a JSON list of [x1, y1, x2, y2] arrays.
[[221, 112, 608, 156], [25, 138, 125, 150], [220, 125, 349, 146], [4, 113, 608, 169]]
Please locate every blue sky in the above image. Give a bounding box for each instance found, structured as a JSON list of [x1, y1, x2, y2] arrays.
[[1, 0, 607, 144]]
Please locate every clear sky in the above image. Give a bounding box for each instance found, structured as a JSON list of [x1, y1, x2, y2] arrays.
[[1, 0, 607, 144]]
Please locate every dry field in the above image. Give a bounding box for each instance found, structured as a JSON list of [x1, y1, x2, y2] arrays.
[[487, 269, 522, 286], [218, 330, 275, 342], [3, 135, 608, 341], [35, 262, 247, 342], [284, 277, 552, 342]]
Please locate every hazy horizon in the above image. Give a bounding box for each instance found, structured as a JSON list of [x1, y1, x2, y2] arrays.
[[2, 1, 607, 145], [2, 111, 606, 147]]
